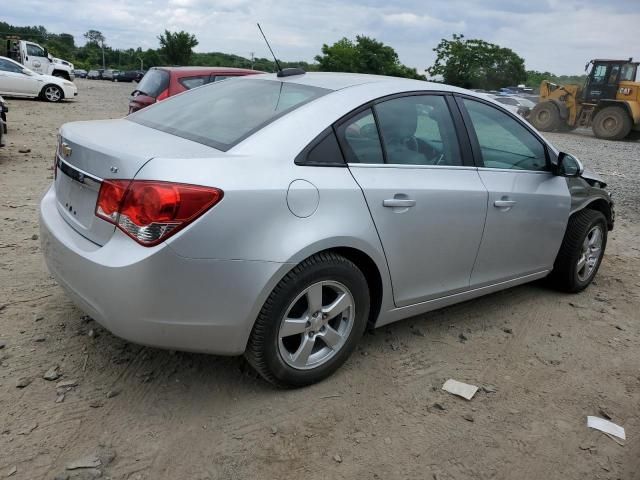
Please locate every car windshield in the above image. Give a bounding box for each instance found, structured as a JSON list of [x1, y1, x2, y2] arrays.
[[128, 78, 330, 151]]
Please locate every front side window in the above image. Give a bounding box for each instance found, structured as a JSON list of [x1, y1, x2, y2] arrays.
[[462, 98, 547, 171], [336, 109, 384, 164], [129, 79, 329, 151], [26, 43, 45, 57], [375, 95, 462, 166], [591, 64, 607, 84], [609, 65, 621, 84]]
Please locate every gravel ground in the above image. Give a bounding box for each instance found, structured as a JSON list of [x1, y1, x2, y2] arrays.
[[0, 80, 639, 480]]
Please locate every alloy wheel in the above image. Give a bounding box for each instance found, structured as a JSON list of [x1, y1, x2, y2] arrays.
[[278, 281, 355, 370], [577, 225, 603, 282], [44, 86, 61, 102]]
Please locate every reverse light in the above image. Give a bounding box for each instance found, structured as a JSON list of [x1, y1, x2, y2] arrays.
[[96, 180, 223, 246]]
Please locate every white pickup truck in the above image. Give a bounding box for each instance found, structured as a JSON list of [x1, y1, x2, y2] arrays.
[[5, 38, 75, 81]]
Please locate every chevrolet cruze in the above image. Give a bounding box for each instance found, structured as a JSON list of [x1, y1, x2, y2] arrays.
[[40, 72, 614, 387]]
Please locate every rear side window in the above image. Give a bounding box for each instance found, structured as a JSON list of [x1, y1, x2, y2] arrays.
[[136, 69, 170, 97], [213, 75, 230, 81], [462, 98, 548, 171], [335, 109, 384, 164], [129, 79, 329, 151], [375, 95, 462, 166], [179, 76, 209, 89]]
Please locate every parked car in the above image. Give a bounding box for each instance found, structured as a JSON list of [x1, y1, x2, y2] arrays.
[[0, 95, 7, 147], [41, 72, 614, 387], [128, 66, 261, 113], [102, 69, 120, 81], [0, 56, 78, 102], [490, 94, 536, 118], [74, 69, 88, 79], [113, 70, 143, 83], [87, 70, 101, 80]]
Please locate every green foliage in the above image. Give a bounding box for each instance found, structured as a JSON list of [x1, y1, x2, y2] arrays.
[[315, 35, 425, 80], [526, 70, 587, 88], [83, 29, 105, 46], [427, 34, 525, 89], [157, 30, 198, 66]]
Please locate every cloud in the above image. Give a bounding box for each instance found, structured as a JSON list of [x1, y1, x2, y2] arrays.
[[2, 0, 639, 75]]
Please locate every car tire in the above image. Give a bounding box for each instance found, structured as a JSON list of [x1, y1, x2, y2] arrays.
[[592, 106, 632, 140], [549, 209, 607, 293], [530, 102, 562, 131], [41, 85, 64, 103], [246, 252, 370, 388]]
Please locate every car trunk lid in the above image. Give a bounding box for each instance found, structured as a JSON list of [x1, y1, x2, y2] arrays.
[[55, 119, 219, 246]]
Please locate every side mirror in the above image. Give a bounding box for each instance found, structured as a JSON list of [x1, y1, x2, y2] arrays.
[[22, 69, 33, 76], [557, 152, 584, 177]]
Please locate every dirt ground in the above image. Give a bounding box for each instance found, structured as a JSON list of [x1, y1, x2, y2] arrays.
[[1, 80, 639, 480]]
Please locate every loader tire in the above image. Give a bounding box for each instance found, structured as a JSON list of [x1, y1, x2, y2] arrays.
[[530, 102, 562, 132], [592, 106, 632, 141]]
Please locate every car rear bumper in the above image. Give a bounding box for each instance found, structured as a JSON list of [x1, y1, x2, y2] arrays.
[[39, 184, 284, 355]]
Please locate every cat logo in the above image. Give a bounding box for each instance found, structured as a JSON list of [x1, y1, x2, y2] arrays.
[[61, 142, 72, 157]]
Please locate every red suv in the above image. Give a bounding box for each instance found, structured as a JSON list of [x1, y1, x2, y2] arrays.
[[128, 66, 261, 113]]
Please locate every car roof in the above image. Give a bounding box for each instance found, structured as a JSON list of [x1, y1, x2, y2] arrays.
[[242, 71, 469, 94], [155, 66, 262, 75]]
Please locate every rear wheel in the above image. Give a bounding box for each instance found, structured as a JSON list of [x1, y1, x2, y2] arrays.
[[41, 85, 63, 103], [592, 106, 632, 140], [530, 102, 563, 131], [548, 210, 607, 293], [246, 252, 370, 388]]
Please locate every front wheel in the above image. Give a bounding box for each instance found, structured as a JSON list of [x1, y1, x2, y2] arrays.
[[246, 252, 370, 388], [548, 210, 607, 292], [41, 85, 63, 103], [530, 102, 563, 131]]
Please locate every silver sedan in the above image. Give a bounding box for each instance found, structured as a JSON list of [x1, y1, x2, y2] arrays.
[[40, 72, 614, 387]]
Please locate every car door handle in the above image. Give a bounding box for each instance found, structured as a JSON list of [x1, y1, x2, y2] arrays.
[[494, 200, 517, 208], [383, 198, 416, 208]]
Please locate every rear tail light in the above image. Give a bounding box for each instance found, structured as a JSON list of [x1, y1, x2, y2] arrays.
[[95, 180, 223, 246], [156, 88, 169, 101]]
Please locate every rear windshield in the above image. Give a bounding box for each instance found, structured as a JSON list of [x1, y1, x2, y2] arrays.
[[136, 69, 170, 97], [128, 78, 329, 151]]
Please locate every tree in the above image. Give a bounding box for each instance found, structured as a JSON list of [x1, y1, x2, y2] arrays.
[[84, 29, 105, 46], [526, 70, 587, 89], [427, 34, 525, 90], [158, 30, 198, 65], [315, 35, 425, 80]]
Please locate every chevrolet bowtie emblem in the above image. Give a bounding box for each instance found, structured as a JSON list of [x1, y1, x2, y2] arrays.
[[61, 142, 72, 157]]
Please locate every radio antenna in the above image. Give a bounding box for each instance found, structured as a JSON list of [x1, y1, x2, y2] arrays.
[[257, 23, 282, 73], [256, 23, 306, 78]]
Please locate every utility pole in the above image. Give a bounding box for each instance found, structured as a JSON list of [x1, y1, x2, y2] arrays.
[[250, 51, 254, 70], [137, 56, 143, 71], [101, 40, 105, 70]]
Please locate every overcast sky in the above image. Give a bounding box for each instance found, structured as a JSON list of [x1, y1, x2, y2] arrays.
[[3, 0, 640, 75]]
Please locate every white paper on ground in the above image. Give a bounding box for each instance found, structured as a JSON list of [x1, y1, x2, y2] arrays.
[[442, 379, 478, 400], [587, 416, 626, 440]]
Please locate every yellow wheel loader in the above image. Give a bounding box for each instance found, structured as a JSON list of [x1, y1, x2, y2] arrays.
[[530, 58, 640, 140]]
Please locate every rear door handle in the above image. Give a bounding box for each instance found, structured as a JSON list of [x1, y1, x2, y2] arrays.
[[383, 198, 416, 208], [494, 200, 516, 208]]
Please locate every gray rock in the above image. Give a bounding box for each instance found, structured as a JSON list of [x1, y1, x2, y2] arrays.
[[69, 469, 102, 480], [105, 389, 121, 399], [89, 400, 104, 408], [31, 234, 39, 241], [56, 379, 78, 389], [33, 335, 47, 343], [18, 147, 31, 154], [502, 327, 513, 334], [66, 455, 101, 470], [333, 454, 342, 463], [458, 332, 468, 343], [432, 402, 447, 411], [481, 385, 497, 394], [56, 393, 66, 403], [6, 465, 17, 476], [0, 340, 5, 349], [462, 414, 475, 422], [44, 365, 61, 381], [16, 377, 32, 388]]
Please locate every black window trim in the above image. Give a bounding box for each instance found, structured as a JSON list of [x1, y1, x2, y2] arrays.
[[331, 90, 475, 168], [294, 127, 347, 167], [453, 93, 554, 172]]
